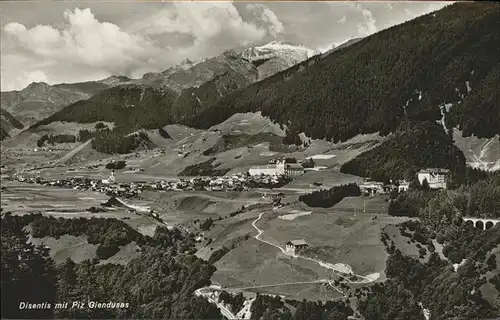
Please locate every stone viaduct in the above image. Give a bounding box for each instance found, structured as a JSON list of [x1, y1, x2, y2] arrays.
[[462, 217, 500, 230]]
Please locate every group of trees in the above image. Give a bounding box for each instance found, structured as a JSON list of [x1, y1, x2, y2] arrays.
[[91, 128, 154, 154], [1, 212, 221, 319], [1, 213, 57, 319], [299, 183, 361, 208], [249, 294, 354, 320], [363, 221, 499, 319], [218, 291, 245, 314], [36, 134, 77, 147], [105, 160, 127, 170], [370, 169, 500, 318], [27, 214, 148, 259]]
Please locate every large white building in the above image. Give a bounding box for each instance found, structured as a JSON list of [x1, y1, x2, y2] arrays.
[[248, 159, 305, 177], [417, 168, 449, 189]]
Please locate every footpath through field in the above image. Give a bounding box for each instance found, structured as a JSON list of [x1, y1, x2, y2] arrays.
[[196, 209, 380, 319]]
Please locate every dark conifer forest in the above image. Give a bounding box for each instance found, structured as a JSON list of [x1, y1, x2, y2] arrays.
[[187, 3, 499, 142]]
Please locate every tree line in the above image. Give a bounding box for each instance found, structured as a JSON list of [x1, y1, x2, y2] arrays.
[[299, 183, 361, 208]]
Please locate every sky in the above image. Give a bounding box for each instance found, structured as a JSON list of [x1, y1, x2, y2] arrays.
[[0, 1, 450, 91]]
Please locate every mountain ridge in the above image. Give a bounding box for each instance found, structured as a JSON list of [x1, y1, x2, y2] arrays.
[[187, 3, 499, 143]]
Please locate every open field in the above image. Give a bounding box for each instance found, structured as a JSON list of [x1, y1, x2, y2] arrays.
[[211, 237, 344, 300], [0, 180, 164, 235], [29, 234, 98, 264], [206, 195, 409, 299]]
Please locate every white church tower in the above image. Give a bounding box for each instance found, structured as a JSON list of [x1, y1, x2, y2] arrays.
[[276, 159, 285, 175], [108, 170, 116, 184]]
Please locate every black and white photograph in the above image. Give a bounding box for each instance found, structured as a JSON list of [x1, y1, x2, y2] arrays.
[[1, 0, 499, 319]]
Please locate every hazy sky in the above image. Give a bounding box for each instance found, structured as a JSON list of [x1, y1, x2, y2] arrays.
[[1, 1, 449, 91]]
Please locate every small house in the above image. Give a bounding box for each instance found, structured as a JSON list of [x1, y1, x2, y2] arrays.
[[398, 180, 410, 192], [285, 239, 308, 255]]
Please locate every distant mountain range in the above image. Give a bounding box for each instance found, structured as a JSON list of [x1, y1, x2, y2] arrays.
[[0, 80, 125, 128], [2, 41, 315, 134], [26, 41, 321, 133], [3, 3, 499, 173]]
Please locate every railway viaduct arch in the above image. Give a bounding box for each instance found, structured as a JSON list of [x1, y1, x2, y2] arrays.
[[462, 217, 500, 230]]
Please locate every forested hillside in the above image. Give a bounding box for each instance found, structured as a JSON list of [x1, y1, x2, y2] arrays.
[[1, 212, 221, 319], [32, 85, 178, 132], [187, 2, 500, 142], [340, 121, 466, 182], [0, 108, 23, 140], [361, 172, 500, 319]]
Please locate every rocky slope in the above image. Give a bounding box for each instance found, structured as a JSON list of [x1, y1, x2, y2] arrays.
[[239, 41, 316, 80], [138, 50, 258, 92], [1, 81, 116, 127]]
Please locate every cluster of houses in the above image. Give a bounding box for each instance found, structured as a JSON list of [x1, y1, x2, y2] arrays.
[[248, 158, 306, 177], [12, 170, 290, 198], [359, 168, 450, 195], [14, 174, 144, 199]]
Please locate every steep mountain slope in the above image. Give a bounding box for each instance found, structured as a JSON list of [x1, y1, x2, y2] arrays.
[[239, 41, 316, 80], [1, 81, 115, 126], [27, 47, 298, 135], [33, 85, 178, 131], [189, 3, 499, 144], [0, 108, 24, 141], [339, 121, 466, 182]]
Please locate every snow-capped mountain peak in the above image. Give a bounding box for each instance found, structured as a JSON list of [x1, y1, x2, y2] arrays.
[[240, 41, 316, 61], [239, 41, 316, 80]]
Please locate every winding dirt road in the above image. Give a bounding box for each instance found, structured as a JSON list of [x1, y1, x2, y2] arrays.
[[196, 209, 380, 319]]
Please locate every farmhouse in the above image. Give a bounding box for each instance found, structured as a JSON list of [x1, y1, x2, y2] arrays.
[[417, 168, 449, 189], [285, 239, 308, 255], [359, 181, 384, 195], [398, 180, 410, 192]]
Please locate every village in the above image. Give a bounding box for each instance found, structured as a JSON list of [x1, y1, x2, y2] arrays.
[[7, 162, 450, 201], [7, 169, 294, 200]]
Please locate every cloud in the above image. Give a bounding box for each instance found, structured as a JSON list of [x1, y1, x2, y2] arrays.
[[356, 7, 378, 36], [131, 2, 282, 48], [4, 8, 157, 71], [2, 70, 49, 91], [245, 4, 284, 37], [338, 16, 347, 24], [2, 3, 283, 90]]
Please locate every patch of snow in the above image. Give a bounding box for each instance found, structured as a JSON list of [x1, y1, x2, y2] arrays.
[[418, 302, 431, 320], [364, 273, 381, 282], [453, 259, 466, 272], [465, 81, 472, 93], [236, 298, 254, 320], [278, 211, 312, 220], [260, 151, 277, 156], [307, 154, 336, 160]]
